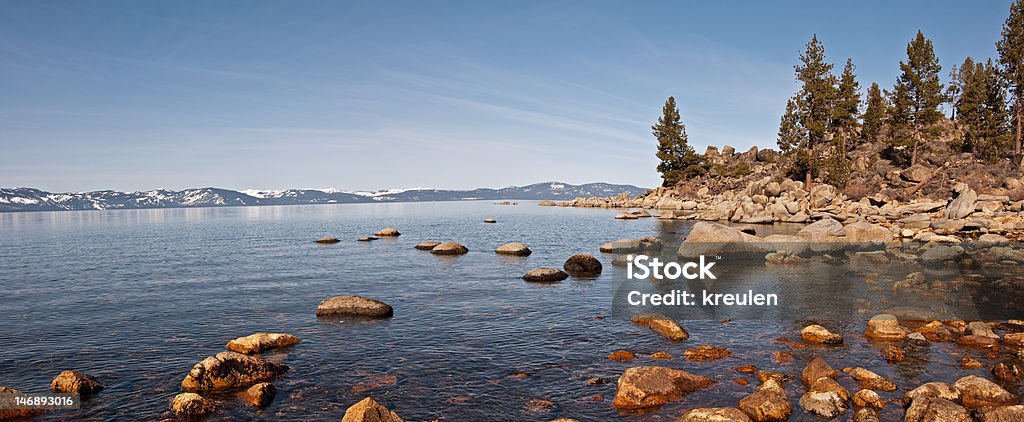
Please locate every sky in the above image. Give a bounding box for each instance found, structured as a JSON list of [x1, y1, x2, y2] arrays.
[[0, 1, 1017, 192]]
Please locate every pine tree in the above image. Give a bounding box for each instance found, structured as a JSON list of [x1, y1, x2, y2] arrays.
[[653, 96, 704, 186], [862, 82, 886, 143], [833, 58, 862, 141], [777, 96, 811, 178], [997, 0, 1024, 158], [793, 35, 836, 186], [888, 31, 945, 166], [955, 57, 979, 152], [947, 64, 962, 125], [959, 59, 1012, 161]]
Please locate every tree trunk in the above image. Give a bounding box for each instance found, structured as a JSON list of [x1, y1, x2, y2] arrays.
[[1017, 100, 1022, 157]]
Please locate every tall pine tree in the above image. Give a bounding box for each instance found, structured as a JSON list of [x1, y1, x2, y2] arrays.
[[825, 58, 859, 186], [888, 30, 945, 166], [862, 82, 886, 144], [777, 96, 811, 178], [997, 0, 1024, 158], [653, 96, 703, 186], [793, 35, 836, 186], [958, 58, 1011, 161]]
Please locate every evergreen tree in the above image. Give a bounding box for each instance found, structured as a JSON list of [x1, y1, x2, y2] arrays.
[[997, 0, 1024, 158], [947, 64, 962, 125], [954, 57, 979, 152], [793, 35, 836, 186], [888, 30, 945, 166], [833, 58, 862, 141], [777, 96, 811, 178], [862, 82, 886, 143], [959, 59, 1012, 161], [653, 96, 704, 186]]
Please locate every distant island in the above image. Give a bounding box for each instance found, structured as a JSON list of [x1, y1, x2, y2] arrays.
[[0, 182, 647, 212]]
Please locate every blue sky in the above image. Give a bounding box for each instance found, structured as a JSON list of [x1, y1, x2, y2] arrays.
[[0, 1, 1015, 192]]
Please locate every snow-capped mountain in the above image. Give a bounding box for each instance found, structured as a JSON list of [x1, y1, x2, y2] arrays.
[[0, 182, 646, 212]]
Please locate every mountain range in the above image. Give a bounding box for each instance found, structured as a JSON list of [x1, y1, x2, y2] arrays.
[[0, 182, 647, 212]]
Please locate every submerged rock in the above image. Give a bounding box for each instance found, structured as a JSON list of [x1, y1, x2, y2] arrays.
[[181, 351, 289, 391], [630, 313, 689, 341], [226, 333, 301, 354], [317, 296, 394, 318], [680, 407, 753, 422], [495, 242, 531, 256], [50, 370, 103, 396], [563, 253, 602, 276], [611, 366, 714, 409], [684, 345, 731, 362], [171, 392, 215, 417], [522, 268, 568, 282], [430, 241, 469, 255], [241, 382, 276, 408], [865, 314, 908, 340], [801, 357, 838, 388], [342, 397, 404, 422], [357, 236, 378, 242]]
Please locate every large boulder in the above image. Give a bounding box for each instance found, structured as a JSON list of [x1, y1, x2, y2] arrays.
[[904, 382, 962, 405], [374, 228, 401, 237], [226, 333, 301, 354], [973, 405, 1024, 421], [495, 242, 531, 256], [316, 296, 393, 318], [944, 183, 978, 219], [680, 407, 753, 422], [905, 397, 971, 422], [563, 253, 602, 276], [953, 375, 1018, 408], [797, 218, 845, 242], [241, 382, 276, 408], [600, 237, 662, 253], [50, 370, 103, 395], [181, 351, 289, 391], [430, 241, 469, 255], [865, 314, 908, 340], [801, 357, 838, 388], [843, 222, 892, 243], [342, 397, 404, 422], [738, 379, 792, 421], [612, 366, 714, 409], [801, 324, 844, 345], [902, 164, 934, 183]]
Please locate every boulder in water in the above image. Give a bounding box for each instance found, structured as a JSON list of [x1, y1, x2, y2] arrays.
[[612, 366, 714, 409], [226, 333, 301, 354], [374, 228, 401, 237], [495, 242, 531, 256], [181, 351, 289, 391], [50, 370, 103, 396], [315, 237, 340, 244], [523, 268, 568, 282], [430, 241, 469, 255], [342, 397, 404, 422], [563, 253, 602, 276], [316, 296, 393, 318], [171, 392, 215, 417]]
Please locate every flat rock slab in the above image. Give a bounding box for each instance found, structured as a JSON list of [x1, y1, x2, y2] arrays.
[[317, 296, 394, 318], [523, 268, 568, 282], [226, 333, 301, 354], [430, 241, 469, 255], [414, 241, 441, 250], [374, 228, 401, 237], [315, 237, 340, 244], [612, 366, 714, 409], [495, 242, 531, 256]]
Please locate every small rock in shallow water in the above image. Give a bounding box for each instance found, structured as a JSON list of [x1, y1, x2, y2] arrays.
[[316, 296, 393, 318], [683, 345, 730, 362], [865, 314, 908, 340], [50, 370, 103, 395], [414, 241, 441, 250], [630, 313, 689, 341], [992, 362, 1023, 382], [679, 407, 753, 422], [853, 389, 884, 410], [181, 351, 289, 391], [483, 218, 497, 223], [905, 397, 970, 422], [880, 343, 905, 363], [563, 253, 602, 276], [608, 350, 636, 361], [903, 382, 962, 405], [315, 237, 340, 244], [374, 228, 401, 237], [738, 379, 791, 421], [226, 333, 301, 354], [241, 382, 276, 408], [356, 236, 378, 241], [342, 397, 403, 422], [0, 387, 46, 419], [495, 242, 531, 256], [522, 268, 568, 282], [612, 366, 714, 409], [953, 375, 1018, 408], [801, 357, 838, 388], [843, 367, 896, 392], [961, 355, 984, 369], [801, 324, 844, 345], [171, 392, 215, 417], [430, 241, 469, 255]]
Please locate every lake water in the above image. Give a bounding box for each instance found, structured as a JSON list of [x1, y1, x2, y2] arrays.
[[0, 201, 1015, 421]]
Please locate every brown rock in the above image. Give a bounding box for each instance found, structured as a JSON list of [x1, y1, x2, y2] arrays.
[[0, 387, 47, 419], [801, 357, 838, 388], [757, 371, 786, 384], [522, 268, 568, 282], [315, 237, 340, 244], [316, 296, 393, 318], [631, 313, 689, 341], [430, 241, 468, 255], [738, 379, 791, 421], [905, 397, 971, 422], [374, 228, 401, 237], [853, 389, 885, 410], [241, 382, 276, 408], [954, 375, 1019, 408], [811, 377, 851, 401], [651, 351, 673, 359], [865, 314, 908, 340], [180, 351, 289, 391], [342, 397, 403, 422], [773, 351, 793, 365], [563, 253, 602, 276], [1004, 333, 1024, 348], [611, 366, 714, 409], [852, 408, 881, 422], [680, 407, 753, 422], [171, 392, 215, 417], [357, 236, 378, 242], [495, 242, 531, 256], [973, 405, 1024, 421], [684, 345, 730, 362], [992, 362, 1023, 382], [957, 335, 999, 349], [226, 333, 301, 354], [962, 355, 984, 369], [801, 324, 844, 345], [799, 390, 848, 418], [735, 364, 758, 374], [414, 241, 441, 250], [881, 344, 906, 362], [903, 382, 962, 406], [844, 367, 897, 392], [49, 370, 103, 395], [483, 218, 497, 223], [608, 350, 636, 361]]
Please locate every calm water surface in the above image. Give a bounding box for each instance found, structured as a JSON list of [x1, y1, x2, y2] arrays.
[[0, 201, 1015, 421]]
